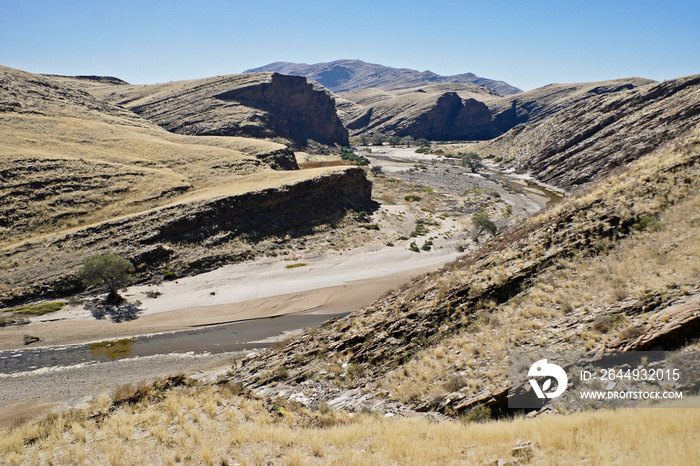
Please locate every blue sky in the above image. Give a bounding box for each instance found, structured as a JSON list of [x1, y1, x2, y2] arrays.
[[1, 0, 698, 91]]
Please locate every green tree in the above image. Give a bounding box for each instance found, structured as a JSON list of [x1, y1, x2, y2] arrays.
[[400, 136, 415, 146], [370, 133, 387, 145], [416, 138, 431, 147], [472, 212, 497, 243], [79, 253, 135, 303], [388, 136, 401, 147]]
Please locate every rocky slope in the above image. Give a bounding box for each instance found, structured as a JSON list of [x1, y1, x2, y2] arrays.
[[246, 59, 522, 96], [94, 73, 349, 148], [231, 110, 700, 418], [480, 74, 700, 189], [482, 77, 656, 134]]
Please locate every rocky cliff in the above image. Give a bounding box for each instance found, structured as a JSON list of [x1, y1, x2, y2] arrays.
[[337, 78, 655, 142], [94, 73, 349, 148], [481, 74, 700, 189]]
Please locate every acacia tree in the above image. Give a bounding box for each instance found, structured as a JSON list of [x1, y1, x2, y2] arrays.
[[472, 212, 498, 243], [78, 253, 134, 303]]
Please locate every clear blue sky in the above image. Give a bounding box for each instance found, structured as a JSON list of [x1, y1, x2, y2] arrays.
[[1, 0, 698, 91]]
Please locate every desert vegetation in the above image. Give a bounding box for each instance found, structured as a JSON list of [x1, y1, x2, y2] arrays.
[[1, 377, 697, 465]]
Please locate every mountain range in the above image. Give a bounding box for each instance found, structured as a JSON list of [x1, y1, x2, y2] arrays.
[[245, 59, 522, 96]]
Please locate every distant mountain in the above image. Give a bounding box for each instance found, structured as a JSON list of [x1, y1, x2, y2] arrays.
[[245, 59, 522, 96]]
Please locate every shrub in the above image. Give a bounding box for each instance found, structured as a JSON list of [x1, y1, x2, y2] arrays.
[[346, 363, 365, 379], [359, 223, 380, 230], [472, 212, 497, 243], [633, 216, 663, 231], [409, 241, 420, 252], [162, 270, 177, 281], [404, 194, 422, 202]]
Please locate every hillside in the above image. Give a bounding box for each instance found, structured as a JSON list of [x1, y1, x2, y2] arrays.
[[246, 59, 522, 96], [0, 66, 372, 307], [2, 88, 698, 465], [93, 73, 349, 148], [479, 74, 700, 189]]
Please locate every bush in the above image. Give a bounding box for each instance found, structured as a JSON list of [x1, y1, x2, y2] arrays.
[[404, 194, 422, 202], [79, 253, 134, 303], [339, 149, 369, 165], [633, 216, 663, 231], [162, 270, 177, 281], [359, 223, 380, 230], [472, 212, 497, 243], [409, 241, 420, 252]]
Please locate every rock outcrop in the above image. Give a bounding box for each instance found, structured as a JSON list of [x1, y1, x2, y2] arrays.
[[94, 73, 349, 147], [338, 83, 498, 140], [246, 59, 522, 96]]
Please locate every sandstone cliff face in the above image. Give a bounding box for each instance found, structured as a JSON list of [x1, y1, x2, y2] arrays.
[[95, 73, 349, 148], [0, 167, 373, 307], [481, 74, 700, 189]]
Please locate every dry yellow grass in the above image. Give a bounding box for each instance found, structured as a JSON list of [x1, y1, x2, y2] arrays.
[[1, 382, 697, 465]]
